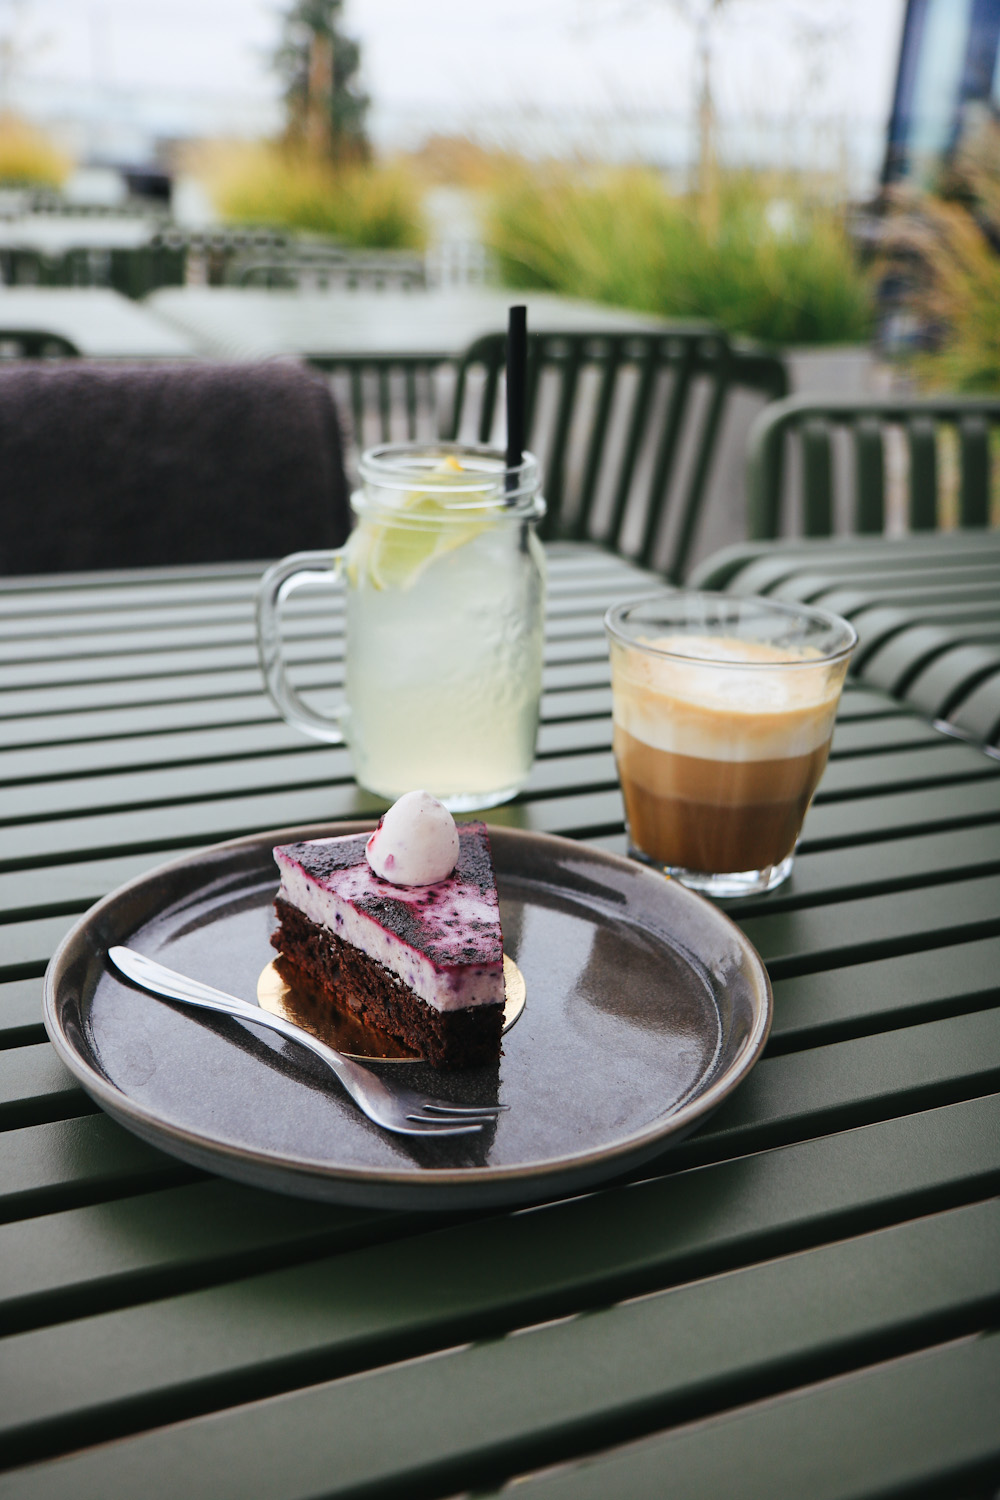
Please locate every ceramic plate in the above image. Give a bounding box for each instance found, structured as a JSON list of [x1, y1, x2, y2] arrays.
[[43, 823, 771, 1211]]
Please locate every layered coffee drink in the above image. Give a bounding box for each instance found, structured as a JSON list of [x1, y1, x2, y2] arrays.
[[605, 598, 856, 896], [611, 633, 840, 872]]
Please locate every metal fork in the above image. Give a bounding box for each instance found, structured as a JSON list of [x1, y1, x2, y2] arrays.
[[107, 946, 507, 1138]]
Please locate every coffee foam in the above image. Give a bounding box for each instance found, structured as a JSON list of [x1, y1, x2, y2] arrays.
[[610, 633, 842, 762]]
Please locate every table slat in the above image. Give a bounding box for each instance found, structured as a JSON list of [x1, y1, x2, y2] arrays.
[[0, 1115, 196, 1225], [505, 1333, 1000, 1500], [1, 545, 997, 1495], [767, 936, 1000, 1049], [3, 1201, 997, 1500], [0, 1095, 995, 1468]]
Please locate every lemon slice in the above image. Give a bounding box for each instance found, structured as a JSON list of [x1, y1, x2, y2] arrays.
[[364, 460, 492, 591]]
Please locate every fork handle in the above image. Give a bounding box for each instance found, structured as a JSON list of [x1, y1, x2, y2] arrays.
[[107, 945, 358, 1088], [106, 946, 487, 1139]]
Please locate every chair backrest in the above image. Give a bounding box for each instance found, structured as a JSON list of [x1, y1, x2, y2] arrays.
[[179, 228, 289, 287], [746, 395, 1000, 540], [0, 328, 80, 358], [112, 240, 188, 299], [446, 328, 788, 581], [227, 252, 426, 293], [0, 360, 349, 574], [0, 242, 186, 299], [308, 354, 451, 471]]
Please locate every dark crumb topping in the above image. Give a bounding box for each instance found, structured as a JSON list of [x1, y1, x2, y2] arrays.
[[456, 822, 497, 896], [282, 832, 369, 878], [280, 823, 494, 888], [352, 892, 426, 945], [277, 821, 502, 967]]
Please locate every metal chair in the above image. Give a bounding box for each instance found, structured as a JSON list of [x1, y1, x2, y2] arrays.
[[308, 354, 452, 465], [226, 250, 426, 292], [0, 328, 80, 358], [445, 328, 788, 581], [179, 227, 289, 287], [746, 394, 1000, 539], [0, 240, 186, 300], [691, 529, 1000, 755]]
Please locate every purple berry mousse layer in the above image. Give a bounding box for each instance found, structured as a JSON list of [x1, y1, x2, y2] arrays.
[[272, 822, 504, 1013]]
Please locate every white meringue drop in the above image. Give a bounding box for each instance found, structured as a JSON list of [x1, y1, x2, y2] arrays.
[[365, 790, 460, 886]]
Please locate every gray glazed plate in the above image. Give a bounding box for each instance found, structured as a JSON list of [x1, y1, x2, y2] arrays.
[[43, 823, 772, 1211]]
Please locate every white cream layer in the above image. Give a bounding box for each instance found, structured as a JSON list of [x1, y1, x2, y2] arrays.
[[275, 851, 504, 1013], [610, 633, 842, 762]]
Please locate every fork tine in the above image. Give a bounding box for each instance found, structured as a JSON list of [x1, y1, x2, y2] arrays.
[[419, 1102, 509, 1116], [405, 1116, 484, 1134]]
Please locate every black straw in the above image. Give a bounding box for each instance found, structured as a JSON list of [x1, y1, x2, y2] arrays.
[[505, 304, 527, 495]]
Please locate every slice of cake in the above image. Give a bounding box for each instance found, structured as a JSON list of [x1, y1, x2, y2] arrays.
[[271, 793, 505, 1069]]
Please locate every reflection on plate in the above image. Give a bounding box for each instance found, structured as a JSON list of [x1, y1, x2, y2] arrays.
[[257, 952, 526, 1063], [43, 821, 772, 1212]]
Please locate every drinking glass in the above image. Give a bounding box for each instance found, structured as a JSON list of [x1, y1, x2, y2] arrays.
[[258, 443, 546, 811], [605, 592, 857, 897]]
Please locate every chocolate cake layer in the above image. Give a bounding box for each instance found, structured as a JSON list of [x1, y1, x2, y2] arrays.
[[272, 898, 504, 1069]]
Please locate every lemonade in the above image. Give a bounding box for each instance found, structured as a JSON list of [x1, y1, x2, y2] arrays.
[[344, 505, 545, 807], [257, 444, 547, 810]]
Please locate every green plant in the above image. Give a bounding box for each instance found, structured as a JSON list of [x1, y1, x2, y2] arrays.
[[898, 198, 1000, 393], [196, 143, 424, 250], [886, 120, 1000, 393], [0, 113, 70, 187], [485, 161, 872, 346]]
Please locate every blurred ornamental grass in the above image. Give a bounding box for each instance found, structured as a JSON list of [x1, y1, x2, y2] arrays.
[[0, 113, 70, 187], [884, 119, 1000, 393], [194, 142, 425, 250], [484, 161, 871, 346]]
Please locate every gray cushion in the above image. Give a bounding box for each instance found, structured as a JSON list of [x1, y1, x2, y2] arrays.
[[1, 359, 350, 574]]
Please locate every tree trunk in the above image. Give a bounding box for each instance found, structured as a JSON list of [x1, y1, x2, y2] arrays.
[[306, 32, 333, 157]]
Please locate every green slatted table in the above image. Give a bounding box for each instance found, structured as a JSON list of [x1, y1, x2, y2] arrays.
[[1, 546, 998, 1500]]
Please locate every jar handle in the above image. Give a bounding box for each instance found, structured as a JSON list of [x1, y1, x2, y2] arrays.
[[256, 549, 347, 745]]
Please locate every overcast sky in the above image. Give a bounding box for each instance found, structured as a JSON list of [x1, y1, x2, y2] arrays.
[[3, 0, 907, 180]]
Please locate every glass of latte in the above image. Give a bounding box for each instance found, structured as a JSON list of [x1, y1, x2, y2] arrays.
[[605, 593, 857, 898]]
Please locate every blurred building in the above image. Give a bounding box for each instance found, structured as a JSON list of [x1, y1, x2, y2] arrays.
[[884, 0, 1000, 183]]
